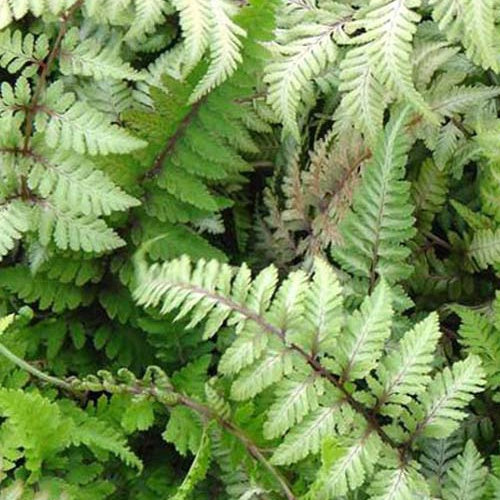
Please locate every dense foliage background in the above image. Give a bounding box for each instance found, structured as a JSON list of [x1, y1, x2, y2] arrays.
[[0, 0, 500, 498]]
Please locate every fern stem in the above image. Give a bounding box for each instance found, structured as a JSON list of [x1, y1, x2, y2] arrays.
[[159, 282, 399, 449], [146, 98, 205, 179], [290, 342, 398, 449], [0, 341, 73, 391], [0, 341, 297, 499], [178, 395, 298, 500]]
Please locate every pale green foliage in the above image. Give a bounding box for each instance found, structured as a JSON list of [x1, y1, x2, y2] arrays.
[[134, 255, 487, 496], [405, 356, 485, 439], [332, 110, 416, 285], [334, 280, 393, 381], [264, 3, 346, 139], [125, 0, 173, 41], [342, 0, 436, 135], [442, 440, 488, 500], [171, 0, 211, 72], [178, 0, 246, 102], [60, 29, 143, 81], [270, 401, 352, 465], [0, 30, 49, 75], [0, 0, 499, 498], [0, 0, 74, 30], [368, 461, 429, 499], [430, 0, 500, 72], [27, 148, 139, 216], [0, 202, 32, 258], [36, 204, 126, 253], [310, 431, 382, 499], [369, 313, 441, 415], [42, 100, 146, 156]]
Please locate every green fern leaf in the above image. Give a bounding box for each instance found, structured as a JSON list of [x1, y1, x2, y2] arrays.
[[442, 440, 488, 500], [296, 257, 343, 356], [369, 463, 429, 499], [271, 398, 350, 466], [311, 431, 382, 499], [264, 17, 339, 139], [430, 0, 499, 72], [370, 313, 441, 415], [28, 147, 140, 216], [171, 0, 211, 72], [332, 110, 416, 284], [468, 228, 500, 269], [336, 46, 386, 143], [335, 280, 393, 381], [0, 0, 73, 29], [0, 29, 48, 75], [189, 0, 246, 102], [0, 389, 72, 473], [0, 201, 32, 260], [60, 29, 143, 81], [263, 375, 321, 439], [408, 355, 485, 439], [347, 0, 437, 125], [454, 306, 500, 389], [43, 100, 146, 155], [72, 415, 142, 470], [125, 0, 171, 41], [0, 265, 93, 312], [36, 204, 126, 253], [171, 426, 211, 500], [230, 349, 294, 400]]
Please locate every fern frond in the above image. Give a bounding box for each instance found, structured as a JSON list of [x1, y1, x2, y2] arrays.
[[230, 349, 294, 400], [369, 462, 429, 499], [297, 257, 343, 356], [189, 0, 246, 102], [60, 29, 143, 81], [0, 388, 71, 473], [454, 305, 500, 389], [171, 0, 211, 73], [264, 18, 339, 139], [0, 0, 73, 29], [412, 159, 448, 234], [36, 203, 125, 253], [0, 201, 32, 260], [0, 265, 93, 311], [430, 0, 500, 72], [125, 0, 171, 41], [346, 0, 437, 126], [311, 431, 382, 499], [468, 228, 500, 270], [43, 101, 147, 155], [263, 375, 320, 439], [407, 355, 485, 440], [336, 46, 386, 143], [332, 110, 416, 285], [442, 440, 488, 500], [0, 29, 48, 76], [72, 416, 142, 471], [370, 313, 441, 415], [28, 148, 140, 216], [335, 280, 393, 381], [271, 399, 350, 466], [171, 426, 211, 500]]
